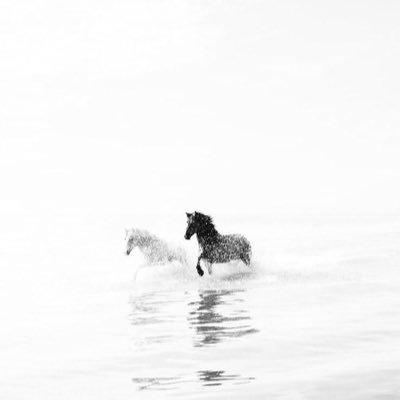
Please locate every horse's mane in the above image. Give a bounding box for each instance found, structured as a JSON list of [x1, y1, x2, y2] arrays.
[[195, 212, 219, 237], [127, 228, 160, 246]]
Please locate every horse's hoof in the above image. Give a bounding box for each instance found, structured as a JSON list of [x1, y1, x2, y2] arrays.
[[196, 265, 204, 276]]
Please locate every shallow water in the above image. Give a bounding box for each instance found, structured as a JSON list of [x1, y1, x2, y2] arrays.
[[1, 215, 400, 399]]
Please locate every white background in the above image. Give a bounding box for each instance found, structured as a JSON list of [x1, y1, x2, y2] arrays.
[[1, 0, 399, 219], [1, 3, 400, 398]]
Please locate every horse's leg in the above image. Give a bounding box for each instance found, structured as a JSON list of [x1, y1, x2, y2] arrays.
[[178, 249, 187, 266], [196, 254, 204, 277], [206, 261, 213, 275]]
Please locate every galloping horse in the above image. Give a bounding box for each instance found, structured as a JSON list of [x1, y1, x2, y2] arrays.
[[184, 212, 252, 276], [125, 228, 187, 265]]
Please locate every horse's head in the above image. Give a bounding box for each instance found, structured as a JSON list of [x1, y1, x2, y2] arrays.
[[125, 229, 136, 255], [184, 212, 197, 240], [185, 211, 217, 240]]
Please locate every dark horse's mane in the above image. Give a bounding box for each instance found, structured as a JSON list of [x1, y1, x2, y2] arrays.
[[195, 212, 219, 238]]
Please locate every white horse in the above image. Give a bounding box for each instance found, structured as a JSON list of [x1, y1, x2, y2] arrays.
[[125, 228, 187, 265]]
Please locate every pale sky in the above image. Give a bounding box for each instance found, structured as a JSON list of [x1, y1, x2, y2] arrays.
[[1, 0, 399, 218]]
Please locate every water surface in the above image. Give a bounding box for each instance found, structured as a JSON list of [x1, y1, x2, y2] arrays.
[[1, 215, 400, 399]]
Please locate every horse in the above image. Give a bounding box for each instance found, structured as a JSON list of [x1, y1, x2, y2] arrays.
[[184, 212, 252, 276], [125, 228, 187, 265]]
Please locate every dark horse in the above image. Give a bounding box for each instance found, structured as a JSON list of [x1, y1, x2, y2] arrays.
[[184, 212, 252, 276]]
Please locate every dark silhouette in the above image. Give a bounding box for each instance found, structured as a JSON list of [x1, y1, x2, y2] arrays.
[[184, 211, 252, 276], [188, 290, 258, 347]]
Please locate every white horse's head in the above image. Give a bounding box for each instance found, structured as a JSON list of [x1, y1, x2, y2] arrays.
[[125, 228, 152, 255], [125, 228, 136, 255]]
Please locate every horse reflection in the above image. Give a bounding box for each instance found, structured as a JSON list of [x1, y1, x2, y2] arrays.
[[197, 370, 255, 387], [188, 290, 258, 347]]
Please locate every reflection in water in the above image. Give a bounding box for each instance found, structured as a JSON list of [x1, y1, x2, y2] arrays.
[[132, 370, 254, 392], [198, 370, 255, 387], [132, 376, 189, 391], [128, 291, 180, 346], [129, 289, 257, 392], [188, 289, 259, 347], [129, 292, 166, 325]]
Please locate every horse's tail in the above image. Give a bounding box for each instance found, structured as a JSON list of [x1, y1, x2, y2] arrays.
[[243, 237, 252, 266], [248, 242, 252, 263]]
